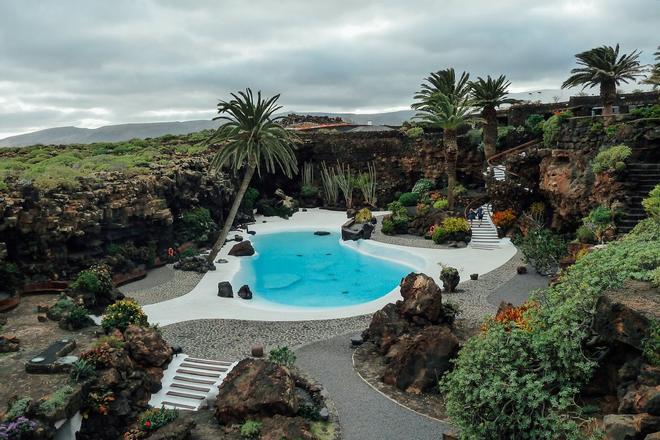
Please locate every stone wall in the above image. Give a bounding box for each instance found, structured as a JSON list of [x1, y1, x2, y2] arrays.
[[0, 156, 233, 280]]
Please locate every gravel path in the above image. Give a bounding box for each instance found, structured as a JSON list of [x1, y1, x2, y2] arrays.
[[161, 315, 372, 360], [120, 265, 204, 306], [487, 269, 549, 307], [296, 333, 450, 440]]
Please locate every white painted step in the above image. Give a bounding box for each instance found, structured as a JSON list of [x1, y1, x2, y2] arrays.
[[469, 204, 501, 250], [149, 354, 237, 411]]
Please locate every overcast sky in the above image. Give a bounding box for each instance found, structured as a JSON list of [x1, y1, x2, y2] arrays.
[[0, 0, 658, 138]]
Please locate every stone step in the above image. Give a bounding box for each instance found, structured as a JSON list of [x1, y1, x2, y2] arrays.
[[172, 375, 217, 385], [160, 401, 199, 410], [186, 357, 234, 367], [176, 368, 222, 378], [171, 382, 212, 393], [166, 390, 206, 401], [179, 362, 229, 373]]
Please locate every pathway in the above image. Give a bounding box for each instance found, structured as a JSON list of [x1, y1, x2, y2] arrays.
[[296, 334, 450, 440], [469, 203, 500, 250]]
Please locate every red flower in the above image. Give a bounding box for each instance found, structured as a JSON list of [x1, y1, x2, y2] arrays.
[[144, 421, 151, 428]]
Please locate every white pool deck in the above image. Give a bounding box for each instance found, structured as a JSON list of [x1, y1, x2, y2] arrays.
[[144, 208, 516, 325]]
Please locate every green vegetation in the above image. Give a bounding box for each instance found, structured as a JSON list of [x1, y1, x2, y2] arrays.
[[268, 346, 296, 367], [242, 187, 260, 211], [205, 89, 299, 263], [513, 227, 567, 275], [630, 104, 660, 119], [524, 114, 545, 136], [0, 261, 22, 294], [576, 225, 596, 244], [138, 407, 178, 432], [178, 207, 215, 243], [239, 420, 262, 439], [542, 110, 573, 147], [0, 132, 211, 191], [562, 44, 644, 116], [642, 183, 660, 220], [70, 265, 114, 303], [582, 206, 617, 243], [591, 144, 632, 173], [431, 226, 447, 244], [405, 126, 424, 139], [442, 217, 470, 234], [643, 319, 660, 367], [69, 359, 96, 383], [101, 299, 148, 332], [432, 198, 448, 210], [38, 385, 75, 418], [355, 208, 373, 223], [442, 219, 660, 439], [4, 397, 31, 421], [300, 184, 318, 198], [47, 295, 76, 321], [61, 305, 94, 330], [398, 192, 420, 207], [412, 178, 434, 194], [382, 201, 409, 235], [310, 421, 336, 440]]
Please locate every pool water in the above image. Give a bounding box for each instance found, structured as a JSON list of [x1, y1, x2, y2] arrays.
[[235, 231, 414, 307]]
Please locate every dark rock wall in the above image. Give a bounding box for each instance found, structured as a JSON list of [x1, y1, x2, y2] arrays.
[[0, 156, 233, 280]]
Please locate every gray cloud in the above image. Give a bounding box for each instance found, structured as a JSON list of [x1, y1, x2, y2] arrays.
[[0, 0, 657, 137]]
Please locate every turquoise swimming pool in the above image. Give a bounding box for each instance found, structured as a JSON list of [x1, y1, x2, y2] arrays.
[[235, 231, 413, 307]]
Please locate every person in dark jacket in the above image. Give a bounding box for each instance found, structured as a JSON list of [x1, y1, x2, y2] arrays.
[[467, 208, 476, 225], [476, 206, 484, 225]]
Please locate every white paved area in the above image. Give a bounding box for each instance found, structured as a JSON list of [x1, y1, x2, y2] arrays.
[[144, 209, 516, 325]]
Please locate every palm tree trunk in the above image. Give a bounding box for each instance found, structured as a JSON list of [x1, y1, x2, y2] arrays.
[[444, 129, 458, 210], [600, 80, 616, 117], [482, 105, 497, 160], [207, 163, 257, 263]]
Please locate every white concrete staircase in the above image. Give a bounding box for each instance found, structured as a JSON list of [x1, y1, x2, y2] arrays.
[[470, 204, 500, 250], [149, 354, 237, 411], [491, 165, 506, 182]]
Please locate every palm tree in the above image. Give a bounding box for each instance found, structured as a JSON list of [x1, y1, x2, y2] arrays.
[[206, 89, 299, 263], [469, 75, 518, 159], [413, 68, 471, 107], [561, 44, 644, 116], [414, 82, 482, 209], [643, 46, 660, 88]]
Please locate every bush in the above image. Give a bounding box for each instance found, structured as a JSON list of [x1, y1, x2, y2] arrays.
[[630, 104, 660, 119], [398, 192, 420, 207], [512, 228, 567, 275], [138, 407, 178, 432], [591, 144, 632, 174], [452, 183, 466, 196], [524, 114, 545, 136], [405, 126, 424, 139], [4, 397, 31, 421], [491, 209, 516, 229], [465, 128, 483, 148], [442, 218, 660, 439], [240, 420, 262, 439], [432, 198, 448, 210], [412, 178, 434, 194], [576, 225, 596, 244], [642, 184, 660, 220], [643, 320, 660, 367], [242, 187, 260, 210], [431, 226, 447, 244], [38, 385, 74, 418], [61, 305, 94, 330], [355, 208, 373, 223], [69, 359, 96, 383], [0, 416, 37, 438], [300, 184, 318, 198], [101, 299, 148, 332], [381, 217, 395, 235], [542, 110, 573, 147], [268, 346, 296, 367], [442, 217, 470, 234], [70, 265, 114, 303], [582, 206, 617, 243], [179, 207, 215, 242]]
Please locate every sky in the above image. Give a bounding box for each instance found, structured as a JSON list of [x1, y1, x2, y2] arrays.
[[0, 0, 658, 138]]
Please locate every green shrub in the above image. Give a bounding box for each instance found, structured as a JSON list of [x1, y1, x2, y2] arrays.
[[412, 178, 434, 194], [298, 402, 321, 421], [442, 217, 470, 234], [398, 192, 420, 207], [268, 346, 296, 367], [5, 397, 31, 421], [642, 184, 660, 220], [432, 227, 447, 244], [452, 183, 466, 196], [524, 114, 545, 136], [38, 385, 74, 418], [576, 225, 596, 244], [433, 198, 448, 210], [355, 208, 373, 223], [591, 145, 632, 174], [242, 187, 260, 210], [442, 219, 660, 439], [585, 205, 614, 225], [179, 248, 198, 259], [542, 111, 573, 147], [630, 104, 660, 119], [405, 126, 424, 139], [61, 305, 94, 330], [138, 406, 178, 432], [513, 228, 567, 275], [101, 299, 148, 332], [179, 207, 215, 242], [381, 217, 395, 235], [106, 243, 121, 256], [69, 359, 96, 383], [70, 265, 114, 302], [0, 261, 22, 294], [589, 120, 604, 135], [465, 128, 483, 148], [47, 295, 76, 321], [300, 184, 318, 198], [651, 266, 660, 288], [240, 420, 262, 439], [643, 319, 660, 367]]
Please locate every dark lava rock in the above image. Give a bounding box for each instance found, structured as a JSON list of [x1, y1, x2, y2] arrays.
[[251, 345, 264, 357], [0, 334, 19, 353], [238, 285, 253, 300], [215, 358, 298, 424], [174, 255, 216, 273], [363, 303, 411, 355], [216, 258, 228, 264], [319, 407, 330, 421], [248, 230, 256, 235], [400, 273, 444, 324], [124, 324, 173, 368], [260, 415, 313, 440], [228, 240, 255, 257], [517, 265, 528, 274], [341, 221, 375, 241], [234, 235, 243, 242], [470, 273, 479, 280], [217, 281, 233, 298], [314, 231, 331, 236], [350, 336, 363, 347], [148, 413, 196, 440], [440, 267, 460, 293]]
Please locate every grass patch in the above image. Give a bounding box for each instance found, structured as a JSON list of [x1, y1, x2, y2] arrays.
[[310, 421, 335, 440]]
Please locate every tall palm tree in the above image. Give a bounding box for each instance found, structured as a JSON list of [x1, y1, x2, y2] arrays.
[[206, 89, 299, 263], [414, 90, 482, 209], [413, 68, 471, 107], [469, 75, 518, 159], [561, 44, 644, 116], [643, 46, 660, 88]]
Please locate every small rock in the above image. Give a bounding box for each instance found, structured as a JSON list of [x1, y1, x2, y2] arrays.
[[517, 266, 527, 274], [171, 345, 183, 355], [247, 231, 256, 235], [228, 241, 255, 257], [216, 258, 228, 264], [319, 407, 330, 421], [302, 208, 308, 212], [217, 281, 233, 298], [37, 304, 50, 313], [0, 335, 20, 353], [251, 345, 264, 357], [234, 235, 244, 242], [350, 336, 363, 347], [37, 314, 47, 322], [470, 273, 479, 280], [238, 285, 253, 300], [314, 231, 330, 236], [262, 220, 267, 223], [455, 241, 467, 248]]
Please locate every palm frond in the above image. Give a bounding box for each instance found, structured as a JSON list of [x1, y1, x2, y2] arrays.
[[469, 75, 518, 108], [561, 44, 644, 89]]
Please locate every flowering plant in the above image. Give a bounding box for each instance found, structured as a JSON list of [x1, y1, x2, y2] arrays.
[[491, 209, 517, 229], [0, 416, 37, 440]]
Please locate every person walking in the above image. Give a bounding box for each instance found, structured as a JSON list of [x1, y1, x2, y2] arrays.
[[476, 206, 484, 226], [467, 208, 476, 226]]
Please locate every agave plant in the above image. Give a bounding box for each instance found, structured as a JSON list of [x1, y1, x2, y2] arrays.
[[562, 44, 644, 116], [206, 89, 299, 262], [469, 75, 518, 159]]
